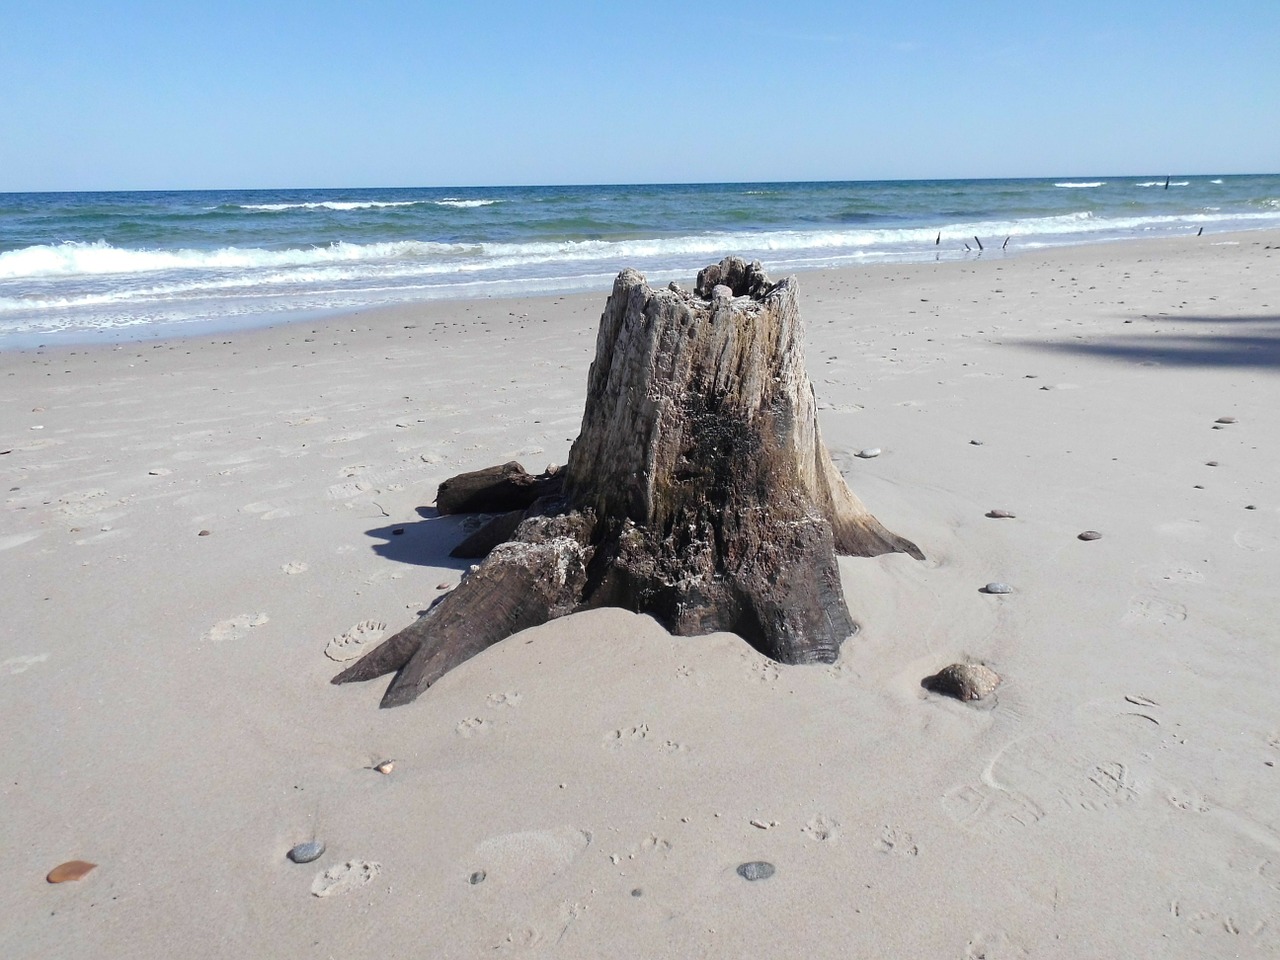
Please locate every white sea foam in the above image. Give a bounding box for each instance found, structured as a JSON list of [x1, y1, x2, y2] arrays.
[[3, 208, 1268, 288], [434, 198, 503, 208], [238, 200, 426, 211], [1055, 181, 1106, 188], [6, 206, 1280, 324], [236, 198, 502, 211], [1136, 180, 1191, 187]]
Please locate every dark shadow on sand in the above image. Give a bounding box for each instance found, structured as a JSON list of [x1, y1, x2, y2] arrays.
[[365, 506, 474, 570], [1017, 313, 1280, 369]]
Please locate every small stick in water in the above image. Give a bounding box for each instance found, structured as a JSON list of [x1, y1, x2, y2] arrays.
[[973, 236, 984, 251], [935, 231, 941, 246], [1197, 227, 1204, 236], [1164, 176, 1170, 189], [1002, 236, 1010, 250]]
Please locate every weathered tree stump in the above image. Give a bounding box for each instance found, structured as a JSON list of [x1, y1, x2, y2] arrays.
[[335, 257, 922, 707]]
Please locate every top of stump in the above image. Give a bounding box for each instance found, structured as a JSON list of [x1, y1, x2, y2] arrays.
[[693, 256, 776, 300]]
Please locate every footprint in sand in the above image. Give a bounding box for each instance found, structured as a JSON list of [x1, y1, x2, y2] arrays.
[[242, 501, 294, 521], [1139, 563, 1205, 585], [486, 692, 523, 708], [802, 814, 841, 842], [1234, 528, 1280, 553], [324, 620, 386, 662], [58, 489, 123, 520], [456, 717, 490, 737], [944, 702, 1157, 836], [875, 825, 919, 856], [609, 834, 673, 864], [202, 613, 268, 642], [310, 859, 381, 898], [471, 828, 591, 892], [603, 723, 649, 748], [3, 653, 50, 675], [326, 480, 373, 500], [747, 658, 781, 683], [964, 931, 1031, 959], [1123, 595, 1188, 625]]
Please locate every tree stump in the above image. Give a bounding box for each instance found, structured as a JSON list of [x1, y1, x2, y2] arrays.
[[334, 257, 922, 707]]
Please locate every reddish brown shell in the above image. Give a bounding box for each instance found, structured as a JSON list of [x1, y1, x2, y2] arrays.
[[47, 860, 97, 883]]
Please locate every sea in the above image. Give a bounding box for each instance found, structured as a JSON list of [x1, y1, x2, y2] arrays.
[[2, 175, 1278, 346]]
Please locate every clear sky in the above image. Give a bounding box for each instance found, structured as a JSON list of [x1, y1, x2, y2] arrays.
[[2, 0, 1277, 191]]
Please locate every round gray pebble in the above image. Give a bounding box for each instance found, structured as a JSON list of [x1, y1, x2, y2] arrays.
[[1215, 416, 1237, 424], [983, 582, 1013, 595], [287, 841, 325, 864], [1078, 530, 1102, 541], [737, 861, 776, 881], [468, 870, 486, 885], [856, 448, 881, 459]]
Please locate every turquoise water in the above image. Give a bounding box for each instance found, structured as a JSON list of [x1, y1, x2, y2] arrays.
[[2, 176, 1278, 345]]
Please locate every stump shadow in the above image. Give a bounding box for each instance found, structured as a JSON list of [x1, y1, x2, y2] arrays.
[[1020, 313, 1280, 369], [365, 506, 474, 570]]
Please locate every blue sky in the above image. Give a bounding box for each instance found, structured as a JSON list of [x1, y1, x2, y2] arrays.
[[2, 0, 1277, 190]]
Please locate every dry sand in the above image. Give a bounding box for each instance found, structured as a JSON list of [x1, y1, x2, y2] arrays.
[[3, 232, 1279, 958]]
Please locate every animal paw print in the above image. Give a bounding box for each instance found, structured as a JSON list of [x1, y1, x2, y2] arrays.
[[487, 691, 523, 708], [875, 825, 919, 856], [750, 659, 780, 683], [802, 814, 841, 842], [603, 723, 649, 748], [1167, 788, 1211, 813], [456, 717, 490, 737]]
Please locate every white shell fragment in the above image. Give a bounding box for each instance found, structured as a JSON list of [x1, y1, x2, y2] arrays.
[[982, 582, 1013, 594]]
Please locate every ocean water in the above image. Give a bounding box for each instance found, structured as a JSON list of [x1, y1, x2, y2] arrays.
[[2, 176, 1278, 346]]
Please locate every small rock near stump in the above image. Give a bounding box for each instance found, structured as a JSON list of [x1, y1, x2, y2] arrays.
[[924, 663, 1001, 701]]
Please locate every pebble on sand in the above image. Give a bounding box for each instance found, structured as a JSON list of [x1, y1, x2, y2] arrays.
[[197, 529, 211, 537], [1078, 530, 1103, 541], [737, 861, 776, 881], [986, 509, 1016, 519], [856, 448, 882, 459], [924, 663, 1002, 701], [287, 841, 326, 864], [468, 870, 486, 885], [374, 760, 395, 775], [1215, 416, 1238, 424], [47, 860, 97, 883], [982, 582, 1013, 594]]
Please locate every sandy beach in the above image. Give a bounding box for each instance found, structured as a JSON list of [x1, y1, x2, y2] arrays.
[[3, 231, 1279, 958]]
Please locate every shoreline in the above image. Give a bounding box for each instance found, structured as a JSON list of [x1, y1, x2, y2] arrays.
[[4, 228, 1279, 958], [4, 226, 1274, 353]]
